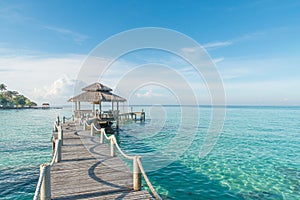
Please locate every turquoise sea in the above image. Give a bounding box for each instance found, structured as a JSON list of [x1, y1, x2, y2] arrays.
[[0, 106, 299, 199]]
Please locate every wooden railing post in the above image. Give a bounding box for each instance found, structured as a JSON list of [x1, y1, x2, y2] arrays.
[[52, 138, 55, 156], [100, 129, 104, 144], [53, 122, 58, 132], [55, 139, 62, 163], [133, 156, 141, 190], [40, 164, 51, 200], [110, 138, 115, 157], [91, 123, 95, 136], [57, 116, 60, 125], [58, 126, 63, 145], [83, 121, 86, 130], [141, 109, 145, 122]]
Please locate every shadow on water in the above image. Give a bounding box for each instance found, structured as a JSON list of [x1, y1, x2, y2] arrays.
[[113, 132, 235, 199], [114, 129, 285, 200]]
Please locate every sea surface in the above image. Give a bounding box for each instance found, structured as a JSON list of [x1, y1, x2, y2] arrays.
[[0, 106, 299, 199]]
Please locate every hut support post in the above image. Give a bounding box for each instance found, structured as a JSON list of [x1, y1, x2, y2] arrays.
[[93, 104, 95, 116], [133, 156, 141, 191], [141, 109, 145, 121], [40, 164, 51, 200], [116, 102, 120, 129], [99, 103, 102, 116]]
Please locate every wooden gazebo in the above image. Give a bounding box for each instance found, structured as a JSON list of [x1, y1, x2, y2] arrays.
[[68, 82, 126, 127]]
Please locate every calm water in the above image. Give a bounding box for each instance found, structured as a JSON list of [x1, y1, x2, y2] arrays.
[[0, 106, 299, 199]]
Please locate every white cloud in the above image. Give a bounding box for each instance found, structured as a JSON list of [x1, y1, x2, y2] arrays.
[[203, 41, 232, 48], [44, 26, 89, 44], [221, 68, 250, 80], [180, 47, 201, 53], [213, 57, 224, 64], [136, 88, 163, 98], [203, 31, 265, 50], [32, 76, 76, 105], [0, 49, 84, 105], [1, 42, 299, 106]]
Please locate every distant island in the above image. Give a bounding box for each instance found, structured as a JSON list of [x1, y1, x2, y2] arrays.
[[0, 83, 37, 108]]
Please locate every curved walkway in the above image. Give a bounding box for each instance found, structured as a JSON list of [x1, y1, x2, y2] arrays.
[[51, 122, 153, 200]]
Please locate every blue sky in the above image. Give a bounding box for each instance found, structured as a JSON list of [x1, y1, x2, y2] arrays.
[[0, 0, 299, 105]]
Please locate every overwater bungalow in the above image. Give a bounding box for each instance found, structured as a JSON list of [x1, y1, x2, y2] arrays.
[[68, 82, 126, 129], [42, 103, 50, 109]]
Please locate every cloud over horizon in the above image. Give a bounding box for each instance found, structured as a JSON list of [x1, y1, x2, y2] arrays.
[[32, 76, 76, 105]]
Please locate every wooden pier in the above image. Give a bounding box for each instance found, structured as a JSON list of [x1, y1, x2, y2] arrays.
[[34, 119, 161, 200], [119, 111, 146, 122]]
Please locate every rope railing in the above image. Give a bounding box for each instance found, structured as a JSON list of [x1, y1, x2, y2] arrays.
[[63, 115, 74, 120], [50, 139, 60, 167], [35, 117, 161, 200], [85, 120, 92, 126], [137, 158, 162, 200], [90, 123, 162, 200], [33, 138, 61, 200], [63, 116, 73, 120], [91, 123, 101, 131], [34, 118, 63, 200], [81, 119, 94, 131], [79, 117, 84, 125], [33, 165, 47, 200]]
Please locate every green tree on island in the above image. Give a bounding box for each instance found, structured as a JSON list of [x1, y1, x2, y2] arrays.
[[0, 83, 37, 108], [0, 83, 7, 92]]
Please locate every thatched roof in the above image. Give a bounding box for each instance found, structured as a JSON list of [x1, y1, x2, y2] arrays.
[[82, 82, 112, 92], [68, 91, 126, 103]]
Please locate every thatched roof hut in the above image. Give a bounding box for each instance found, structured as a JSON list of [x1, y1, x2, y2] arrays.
[[69, 82, 126, 121], [68, 91, 126, 103], [81, 82, 112, 92]]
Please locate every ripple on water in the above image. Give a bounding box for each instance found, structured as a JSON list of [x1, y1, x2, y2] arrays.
[[117, 106, 300, 199], [1, 106, 300, 199]]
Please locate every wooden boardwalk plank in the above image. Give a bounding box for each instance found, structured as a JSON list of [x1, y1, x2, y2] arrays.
[[51, 122, 153, 200]]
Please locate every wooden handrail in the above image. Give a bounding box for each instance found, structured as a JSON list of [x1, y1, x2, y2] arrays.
[[34, 138, 61, 200], [91, 123, 161, 200], [34, 118, 64, 200], [35, 117, 161, 200]]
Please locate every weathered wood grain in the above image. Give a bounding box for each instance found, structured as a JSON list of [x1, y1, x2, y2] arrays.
[[51, 122, 153, 200]]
